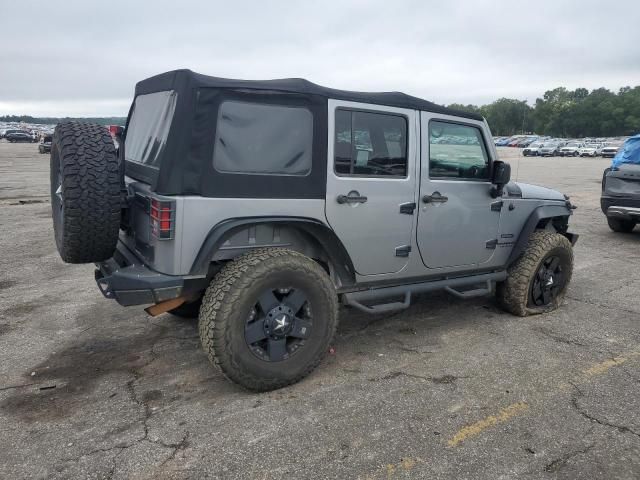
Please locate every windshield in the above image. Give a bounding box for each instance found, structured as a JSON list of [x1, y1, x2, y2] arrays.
[[566, 142, 581, 147], [529, 142, 542, 147], [125, 90, 177, 167]]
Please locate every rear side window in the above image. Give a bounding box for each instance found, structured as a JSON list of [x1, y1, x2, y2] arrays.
[[125, 90, 177, 167], [213, 101, 313, 176], [429, 120, 489, 180], [334, 109, 407, 177]]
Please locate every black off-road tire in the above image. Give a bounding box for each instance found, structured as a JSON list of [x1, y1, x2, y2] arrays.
[[198, 248, 338, 391], [607, 217, 636, 233], [496, 231, 573, 317], [50, 122, 121, 263]]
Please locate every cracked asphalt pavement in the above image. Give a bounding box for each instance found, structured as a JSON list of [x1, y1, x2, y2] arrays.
[[1, 141, 640, 479]]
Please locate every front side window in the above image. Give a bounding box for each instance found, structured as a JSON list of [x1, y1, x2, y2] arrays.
[[429, 121, 489, 180], [125, 90, 177, 167], [213, 101, 312, 176], [334, 109, 408, 177]]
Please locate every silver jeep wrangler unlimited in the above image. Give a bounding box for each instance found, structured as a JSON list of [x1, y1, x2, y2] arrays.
[[50, 69, 577, 391]]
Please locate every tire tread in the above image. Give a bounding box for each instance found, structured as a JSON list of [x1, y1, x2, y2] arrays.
[[198, 248, 338, 391], [51, 122, 120, 263], [496, 231, 573, 317]]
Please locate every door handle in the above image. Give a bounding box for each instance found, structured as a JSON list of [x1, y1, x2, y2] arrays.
[[337, 193, 368, 204], [422, 192, 448, 204]]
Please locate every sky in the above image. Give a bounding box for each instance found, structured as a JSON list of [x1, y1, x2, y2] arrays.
[[1, 0, 639, 117]]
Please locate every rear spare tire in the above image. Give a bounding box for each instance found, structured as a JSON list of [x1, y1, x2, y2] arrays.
[[50, 122, 121, 263]]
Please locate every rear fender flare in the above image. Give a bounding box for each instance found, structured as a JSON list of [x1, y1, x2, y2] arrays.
[[190, 217, 356, 287]]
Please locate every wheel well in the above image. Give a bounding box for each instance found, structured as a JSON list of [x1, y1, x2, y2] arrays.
[[192, 218, 356, 288], [535, 215, 569, 234], [507, 204, 574, 266]]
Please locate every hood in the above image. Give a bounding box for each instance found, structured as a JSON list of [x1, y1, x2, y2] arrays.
[[515, 182, 565, 201]]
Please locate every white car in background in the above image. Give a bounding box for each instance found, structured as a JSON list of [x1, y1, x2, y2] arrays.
[[579, 144, 599, 157], [601, 142, 623, 158], [559, 141, 584, 157], [522, 141, 544, 156]]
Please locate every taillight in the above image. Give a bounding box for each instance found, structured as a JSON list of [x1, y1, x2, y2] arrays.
[[150, 198, 175, 240]]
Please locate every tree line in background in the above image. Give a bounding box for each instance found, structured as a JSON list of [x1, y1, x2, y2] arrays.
[[0, 115, 126, 126], [3, 86, 640, 138], [448, 86, 640, 138]]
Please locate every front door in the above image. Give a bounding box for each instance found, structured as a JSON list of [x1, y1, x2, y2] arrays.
[[416, 114, 501, 269], [325, 101, 417, 276]]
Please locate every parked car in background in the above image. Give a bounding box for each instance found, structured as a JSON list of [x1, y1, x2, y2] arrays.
[[38, 135, 52, 154], [507, 137, 524, 147], [538, 142, 560, 157], [5, 130, 34, 142], [579, 144, 599, 157], [601, 143, 623, 158], [601, 135, 640, 232], [496, 137, 514, 146], [559, 141, 584, 157], [517, 137, 538, 148], [523, 141, 544, 156]]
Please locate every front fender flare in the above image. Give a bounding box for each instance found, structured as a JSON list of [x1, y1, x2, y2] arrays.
[[507, 204, 575, 266]]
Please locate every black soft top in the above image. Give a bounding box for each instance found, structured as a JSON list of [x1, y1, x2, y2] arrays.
[[125, 69, 485, 198], [135, 69, 484, 122]]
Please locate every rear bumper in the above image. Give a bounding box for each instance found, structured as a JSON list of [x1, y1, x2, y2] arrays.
[[95, 240, 206, 306]]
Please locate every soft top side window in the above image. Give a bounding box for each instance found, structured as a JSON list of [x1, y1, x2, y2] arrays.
[[213, 100, 313, 176], [428, 120, 489, 180], [334, 109, 408, 177]]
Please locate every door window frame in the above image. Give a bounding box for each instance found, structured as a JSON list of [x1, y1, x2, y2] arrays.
[[426, 118, 493, 183], [333, 107, 410, 180]]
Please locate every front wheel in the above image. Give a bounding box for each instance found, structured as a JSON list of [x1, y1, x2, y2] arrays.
[[607, 217, 636, 233], [496, 231, 573, 316], [198, 248, 338, 391]]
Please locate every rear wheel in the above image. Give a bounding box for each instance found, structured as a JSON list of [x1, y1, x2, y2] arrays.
[[497, 231, 573, 316], [50, 122, 121, 263], [607, 217, 636, 233], [198, 248, 338, 391]]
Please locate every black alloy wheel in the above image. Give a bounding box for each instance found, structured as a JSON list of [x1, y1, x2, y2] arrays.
[[529, 255, 566, 307], [245, 287, 312, 362]]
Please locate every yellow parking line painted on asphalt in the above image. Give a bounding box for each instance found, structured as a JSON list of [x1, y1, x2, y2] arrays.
[[447, 349, 640, 448], [447, 402, 529, 447], [583, 352, 640, 376]]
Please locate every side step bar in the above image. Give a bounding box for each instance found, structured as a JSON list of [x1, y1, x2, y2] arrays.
[[342, 271, 507, 314]]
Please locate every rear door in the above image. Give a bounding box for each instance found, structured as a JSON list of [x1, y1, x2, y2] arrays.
[[416, 114, 501, 269], [325, 100, 417, 276]]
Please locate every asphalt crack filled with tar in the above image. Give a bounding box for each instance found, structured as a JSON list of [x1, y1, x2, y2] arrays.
[[544, 444, 595, 472], [534, 325, 587, 347], [570, 382, 640, 439], [369, 371, 462, 384]]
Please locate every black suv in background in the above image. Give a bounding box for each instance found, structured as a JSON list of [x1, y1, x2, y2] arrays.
[[5, 130, 34, 142]]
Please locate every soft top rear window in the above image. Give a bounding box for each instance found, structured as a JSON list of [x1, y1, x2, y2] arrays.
[[125, 90, 177, 167]]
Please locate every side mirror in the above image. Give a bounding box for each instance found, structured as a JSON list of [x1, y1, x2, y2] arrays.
[[490, 160, 511, 198]]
